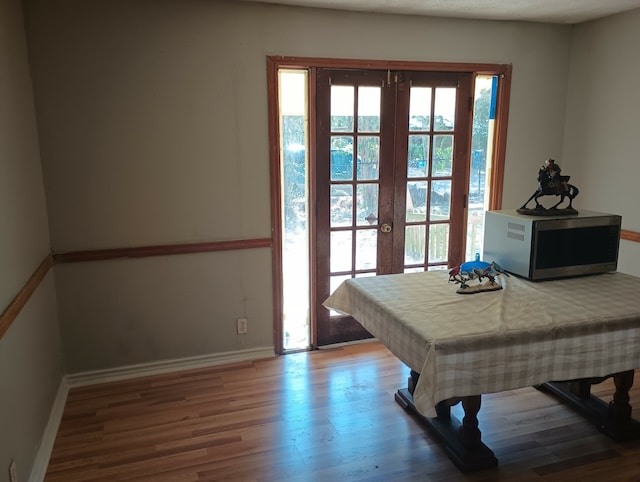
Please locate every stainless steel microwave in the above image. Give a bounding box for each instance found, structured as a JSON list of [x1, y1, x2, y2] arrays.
[[483, 210, 621, 280]]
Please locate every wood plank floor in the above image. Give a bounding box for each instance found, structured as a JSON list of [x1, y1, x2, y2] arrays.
[[45, 341, 640, 481]]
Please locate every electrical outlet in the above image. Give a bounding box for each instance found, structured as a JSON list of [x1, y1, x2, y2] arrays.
[[9, 459, 18, 482], [236, 317, 248, 334]]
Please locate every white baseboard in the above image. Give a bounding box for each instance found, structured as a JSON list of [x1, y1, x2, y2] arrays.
[[65, 346, 276, 388], [29, 379, 69, 482]]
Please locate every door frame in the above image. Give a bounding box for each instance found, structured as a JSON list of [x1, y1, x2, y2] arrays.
[[267, 56, 512, 354]]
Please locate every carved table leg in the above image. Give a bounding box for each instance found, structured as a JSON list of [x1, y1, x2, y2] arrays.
[[395, 371, 497, 471], [459, 396, 482, 448], [609, 370, 634, 421], [537, 370, 640, 441]]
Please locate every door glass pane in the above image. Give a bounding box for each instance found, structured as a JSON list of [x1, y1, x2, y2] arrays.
[[409, 87, 432, 130], [330, 136, 353, 180], [278, 69, 309, 351], [404, 225, 426, 265], [329, 274, 351, 316], [357, 136, 379, 180], [467, 74, 497, 261], [434, 87, 456, 131], [406, 181, 427, 222], [356, 184, 379, 226], [331, 86, 354, 132], [430, 180, 451, 220], [358, 86, 381, 132], [429, 224, 449, 263], [330, 275, 351, 294], [432, 135, 453, 176], [355, 229, 377, 270], [330, 231, 352, 272], [330, 184, 352, 227], [408, 135, 429, 178]]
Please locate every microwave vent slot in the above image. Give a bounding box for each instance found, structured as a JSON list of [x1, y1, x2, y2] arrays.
[[506, 222, 525, 241]]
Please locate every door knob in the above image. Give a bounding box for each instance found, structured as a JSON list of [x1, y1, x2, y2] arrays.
[[380, 223, 392, 233]]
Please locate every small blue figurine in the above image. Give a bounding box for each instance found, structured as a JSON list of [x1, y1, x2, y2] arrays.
[[449, 253, 507, 294]]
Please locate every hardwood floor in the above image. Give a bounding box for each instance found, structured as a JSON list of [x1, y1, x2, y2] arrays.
[[45, 341, 640, 481]]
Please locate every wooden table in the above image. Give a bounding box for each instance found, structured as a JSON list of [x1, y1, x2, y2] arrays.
[[323, 270, 640, 470]]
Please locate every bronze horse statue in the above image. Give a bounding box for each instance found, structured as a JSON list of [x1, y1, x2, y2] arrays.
[[519, 167, 579, 212]]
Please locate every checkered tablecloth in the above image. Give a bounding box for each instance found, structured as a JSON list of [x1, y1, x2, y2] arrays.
[[323, 271, 640, 417]]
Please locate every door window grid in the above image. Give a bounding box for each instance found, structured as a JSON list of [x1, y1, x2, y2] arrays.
[[329, 84, 381, 281], [404, 86, 456, 271]]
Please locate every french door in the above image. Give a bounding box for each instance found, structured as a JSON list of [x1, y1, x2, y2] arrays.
[[315, 68, 473, 346]]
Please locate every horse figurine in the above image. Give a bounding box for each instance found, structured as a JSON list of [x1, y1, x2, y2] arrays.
[[518, 163, 579, 214]]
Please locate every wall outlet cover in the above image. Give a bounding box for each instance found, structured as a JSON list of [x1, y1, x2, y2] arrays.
[[237, 317, 248, 334]]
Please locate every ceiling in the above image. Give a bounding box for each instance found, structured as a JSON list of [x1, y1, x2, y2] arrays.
[[240, 0, 640, 24]]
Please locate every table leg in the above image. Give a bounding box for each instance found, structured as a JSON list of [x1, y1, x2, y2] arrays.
[[459, 396, 482, 447], [537, 370, 640, 441], [610, 370, 634, 421], [395, 371, 497, 471]]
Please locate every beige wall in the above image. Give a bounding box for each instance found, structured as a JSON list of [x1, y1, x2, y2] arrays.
[[0, 0, 63, 478], [563, 8, 640, 276], [54, 249, 273, 372], [25, 0, 573, 251], [24, 0, 573, 373]]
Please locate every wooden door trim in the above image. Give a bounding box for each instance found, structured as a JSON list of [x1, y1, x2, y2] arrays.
[[314, 67, 332, 347], [267, 58, 284, 354], [268, 56, 512, 353], [308, 67, 319, 350], [269, 56, 511, 74], [391, 75, 409, 271], [487, 67, 512, 210]]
